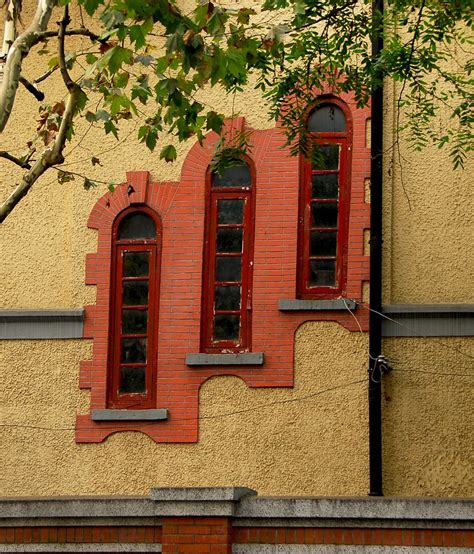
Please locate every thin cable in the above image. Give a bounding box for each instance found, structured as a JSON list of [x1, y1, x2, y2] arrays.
[[357, 302, 474, 362], [0, 378, 367, 432]]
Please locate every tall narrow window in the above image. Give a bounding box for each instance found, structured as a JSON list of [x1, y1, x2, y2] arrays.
[[201, 162, 255, 352], [108, 208, 161, 409], [298, 100, 351, 298]]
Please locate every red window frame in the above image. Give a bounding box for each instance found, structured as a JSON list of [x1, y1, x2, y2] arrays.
[[297, 97, 352, 299], [108, 207, 162, 409], [201, 162, 255, 352]]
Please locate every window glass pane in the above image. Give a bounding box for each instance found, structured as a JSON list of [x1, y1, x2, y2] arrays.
[[309, 259, 336, 286], [213, 315, 240, 341], [118, 212, 156, 240], [308, 104, 346, 132], [122, 309, 148, 334], [217, 228, 243, 253], [312, 174, 339, 199], [123, 252, 149, 277], [310, 231, 337, 257], [312, 203, 338, 228], [119, 366, 146, 393], [312, 144, 339, 170], [212, 164, 251, 188], [121, 338, 147, 363], [216, 256, 241, 282], [122, 281, 149, 306], [215, 285, 241, 311], [217, 199, 244, 224]]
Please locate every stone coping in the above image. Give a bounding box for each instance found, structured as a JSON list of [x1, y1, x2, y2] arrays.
[[1, 491, 473, 525], [278, 299, 356, 311], [91, 409, 168, 421], [185, 353, 264, 366]]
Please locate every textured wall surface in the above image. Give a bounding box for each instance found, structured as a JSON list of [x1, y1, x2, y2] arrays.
[[382, 336, 474, 496], [0, 322, 368, 497], [0, 2, 473, 499]]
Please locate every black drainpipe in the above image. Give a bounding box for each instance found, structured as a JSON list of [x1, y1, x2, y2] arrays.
[[368, 0, 384, 497]]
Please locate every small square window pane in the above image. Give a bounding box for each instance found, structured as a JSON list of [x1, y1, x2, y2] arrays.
[[311, 203, 338, 228], [123, 252, 149, 277], [217, 228, 243, 253], [312, 174, 339, 198], [216, 256, 241, 282], [218, 199, 244, 224], [122, 309, 148, 334], [215, 285, 241, 311], [122, 281, 148, 306], [213, 315, 240, 341], [119, 366, 146, 393], [310, 231, 337, 257], [313, 145, 339, 170], [121, 338, 147, 363], [309, 259, 336, 286]]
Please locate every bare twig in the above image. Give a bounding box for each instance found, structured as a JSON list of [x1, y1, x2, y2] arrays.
[[0, 149, 31, 168], [18, 74, 44, 100]]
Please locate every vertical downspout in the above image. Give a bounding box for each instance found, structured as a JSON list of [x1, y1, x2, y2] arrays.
[[368, 0, 384, 496]]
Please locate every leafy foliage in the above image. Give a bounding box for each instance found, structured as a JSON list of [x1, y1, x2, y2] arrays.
[[4, 0, 474, 173]]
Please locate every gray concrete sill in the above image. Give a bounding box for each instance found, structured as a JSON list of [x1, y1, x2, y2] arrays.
[[91, 409, 168, 421], [186, 352, 264, 366], [279, 299, 356, 311], [0, 309, 84, 339]]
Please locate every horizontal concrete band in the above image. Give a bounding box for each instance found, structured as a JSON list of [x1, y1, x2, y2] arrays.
[[279, 299, 357, 311], [0, 310, 84, 340], [186, 353, 264, 366], [1, 489, 473, 526], [382, 304, 474, 337], [233, 547, 458, 553], [91, 409, 168, 421], [0, 545, 161, 552], [1, 305, 472, 339]]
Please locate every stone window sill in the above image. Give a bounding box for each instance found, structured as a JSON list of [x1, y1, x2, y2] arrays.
[[278, 299, 357, 311], [186, 352, 264, 366], [91, 409, 168, 421]]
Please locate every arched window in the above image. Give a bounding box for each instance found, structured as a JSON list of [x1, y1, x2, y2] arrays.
[[298, 100, 351, 298], [108, 208, 162, 409], [201, 161, 255, 352]]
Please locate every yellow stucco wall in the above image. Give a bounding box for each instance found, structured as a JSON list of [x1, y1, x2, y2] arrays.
[[382, 337, 474, 496], [0, 2, 473, 498], [0, 323, 369, 497]]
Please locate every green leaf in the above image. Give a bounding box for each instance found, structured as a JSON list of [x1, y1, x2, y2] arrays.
[[159, 144, 177, 162], [83, 177, 98, 190], [104, 120, 118, 138], [85, 53, 98, 64], [48, 56, 58, 69], [78, 0, 102, 17], [206, 111, 224, 133]]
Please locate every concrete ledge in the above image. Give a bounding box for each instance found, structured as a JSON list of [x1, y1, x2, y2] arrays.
[[149, 487, 257, 517], [382, 304, 474, 337], [279, 299, 356, 311], [0, 545, 161, 552], [185, 353, 264, 366], [91, 409, 168, 421], [150, 487, 257, 502], [1, 492, 472, 530], [236, 496, 474, 523], [0, 309, 84, 340]]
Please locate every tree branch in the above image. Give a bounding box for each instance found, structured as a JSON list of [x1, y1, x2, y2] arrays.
[[0, 0, 55, 132], [19, 75, 44, 100], [0, 150, 31, 168], [0, 5, 83, 223]]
